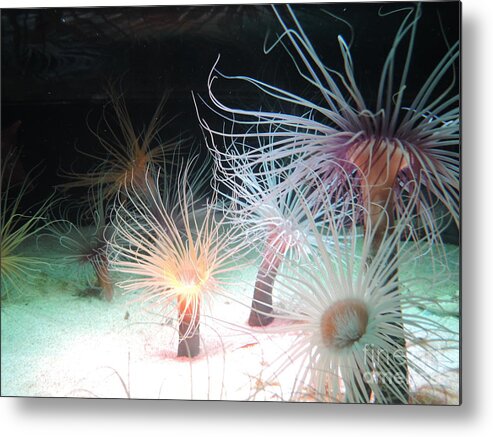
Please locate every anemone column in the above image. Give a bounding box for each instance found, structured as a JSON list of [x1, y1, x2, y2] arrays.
[[249, 249, 277, 327], [350, 138, 409, 403], [248, 232, 287, 327], [177, 296, 201, 358]]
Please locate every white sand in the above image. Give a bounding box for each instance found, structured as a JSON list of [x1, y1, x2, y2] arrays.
[[0, 233, 459, 403]]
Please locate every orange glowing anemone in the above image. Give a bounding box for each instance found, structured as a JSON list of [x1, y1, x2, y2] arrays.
[[110, 158, 244, 357]]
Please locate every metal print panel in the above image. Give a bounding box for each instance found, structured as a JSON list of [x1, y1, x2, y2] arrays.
[[1, 1, 460, 404]]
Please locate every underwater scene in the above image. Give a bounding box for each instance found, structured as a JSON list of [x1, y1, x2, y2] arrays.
[[1, 2, 460, 404]]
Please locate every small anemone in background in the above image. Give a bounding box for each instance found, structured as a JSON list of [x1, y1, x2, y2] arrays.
[[257, 192, 458, 404], [1, 148, 54, 301], [59, 82, 183, 207], [109, 156, 246, 358], [49, 189, 114, 302]]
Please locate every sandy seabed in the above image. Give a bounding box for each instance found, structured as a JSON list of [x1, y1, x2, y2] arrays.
[[1, 232, 460, 403]]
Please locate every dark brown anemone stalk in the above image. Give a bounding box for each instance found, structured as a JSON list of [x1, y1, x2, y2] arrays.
[[248, 231, 287, 327], [349, 138, 410, 403]]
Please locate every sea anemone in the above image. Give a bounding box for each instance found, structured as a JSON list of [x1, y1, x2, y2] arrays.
[[50, 190, 114, 301], [110, 157, 244, 358], [199, 3, 459, 248], [210, 141, 344, 326], [60, 83, 182, 205], [1, 149, 53, 300], [257, 193, 457, 404]]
